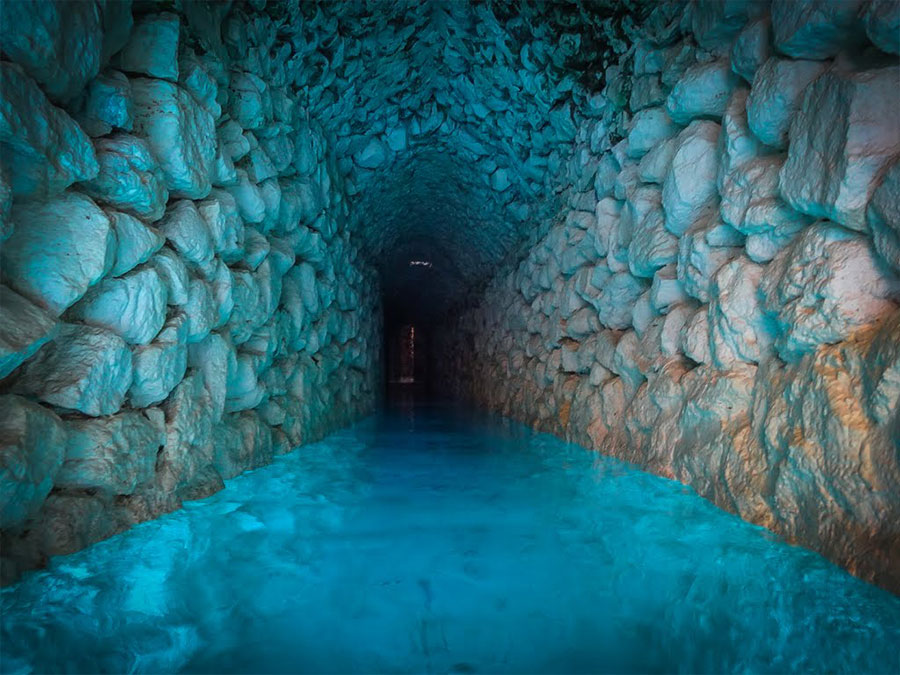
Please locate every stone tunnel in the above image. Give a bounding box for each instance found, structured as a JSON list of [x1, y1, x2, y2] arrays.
[[1, 0, 899, 648]]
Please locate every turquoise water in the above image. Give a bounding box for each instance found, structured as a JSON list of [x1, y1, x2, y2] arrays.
[[2, 401, 899, 674]]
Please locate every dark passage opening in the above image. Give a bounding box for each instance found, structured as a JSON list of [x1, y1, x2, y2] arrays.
[[383, 301, 433, 400]]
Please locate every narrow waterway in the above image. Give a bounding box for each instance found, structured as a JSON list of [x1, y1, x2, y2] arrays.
[[3, 401, 899, 674]]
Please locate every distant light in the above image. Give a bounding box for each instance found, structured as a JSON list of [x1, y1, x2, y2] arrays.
[[409, 260, 432, 267]]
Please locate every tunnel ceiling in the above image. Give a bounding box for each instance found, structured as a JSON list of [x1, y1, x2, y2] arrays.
[[261, 0, 646, 318]]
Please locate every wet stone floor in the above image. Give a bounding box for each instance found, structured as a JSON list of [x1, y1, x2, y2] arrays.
[[2, 401, 899, 674]]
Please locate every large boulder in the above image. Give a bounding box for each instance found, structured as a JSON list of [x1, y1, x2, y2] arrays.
[[779, 66, 900, 231], [149, 248, 190, 306], [691, 0, 766, 54], [107, 211, 165, 277], [213, 412, 274, 480], [184, 278, 218, 343], [681, 307, 712, 365], [354, 137, 389, 169], [0, 0, 103, 102], [67, 266, 167, 345], [638, 135, 678, 184], [867, 159, 900, 272], [751, 319, 900, 591], [188, 332, 235, 422], [229, 72, 270, 130], [131, 78, 216, 199], [129, 312, 188, 408], [719, 155, 810, 262], [717, 87, 767, 178], [200, 190, 245, 262], [672, 365, 760, 515], [113, 13, 180, 81], [665, 59, 738, 124], [663, 121, 721, 236], [863, 0, 900, 55], [708, 257, 775, 368], [157, 374, 221, 495], [0, 62, 99, 199], [208, 258, 235, 328], [626, 108, 679, 159], [771, 0, 866, 60], [0, 285, 58, 379], [677, 221, 741, 303], [80, 134, 169, 222], [25, 492, 120, 559], [746, 57, 828, 149], [760, 222, 899, 362], [14, 324, 133, 416], [597, 272, 647, 330], [650, 265, 690, 313], [1, 192, 113, 314], [157, 199, 215, 266], [75, 70, 133, 138], [730, 17, 770, 84], [226, 169, 267, 224], [225, 352, 267, 413], [0, 395, 66, 530], [627, 203, 678, 279], [55, 410, 165, 495], [179, 48, 220, 119]]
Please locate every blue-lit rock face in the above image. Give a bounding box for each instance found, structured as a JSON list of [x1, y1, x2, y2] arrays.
[[0, 0, 899, 597], [0, 0, 385, 582], [436, 0, 900, 594]]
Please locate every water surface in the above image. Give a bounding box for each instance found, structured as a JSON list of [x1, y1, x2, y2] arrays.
[[3, 401, 899, 673]]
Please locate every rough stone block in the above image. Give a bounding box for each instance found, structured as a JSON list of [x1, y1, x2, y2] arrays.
[[0, 395, 66, 530], [0, 0, 103, 102], [663, 121, 721, 236], [108, 211, 165, 278], [731, 17, 770, 84], [113, 13, 180, 81], [666, 59, 739, 124], [1, 192, 113, 315], [67, 266, 167, 345], [0, 285, 58, 379], [771, 0, 866, 60], [626, 108, 679, 159], [0, 63, 99, 199], [597, 272, 647, 330], [868, 158, 900, 272], [149, 248, 190, 306], [15, 324, 133, 416], [779, 66, 900, 231], [708, 257, 775, 368], [131, 77, 216, 199], [129, 312, 188, 408], [76, 71, 133, 137], [863, 0, 900, 55], [81, 134, 169, 222], [157, 200, 215, 266], [56, 410, 165, 495], [760, 222, 899, 362], [746, 57, 827, 149]]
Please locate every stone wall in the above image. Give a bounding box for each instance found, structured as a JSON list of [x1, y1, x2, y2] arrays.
[[439, 1, 900, 593], [0, 2, 381, 583]]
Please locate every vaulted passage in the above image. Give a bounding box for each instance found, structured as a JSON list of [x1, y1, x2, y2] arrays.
[[1, 0, 900, 670]]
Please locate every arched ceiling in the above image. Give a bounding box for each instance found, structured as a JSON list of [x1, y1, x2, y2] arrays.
[[274, 0, 644, 319]]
